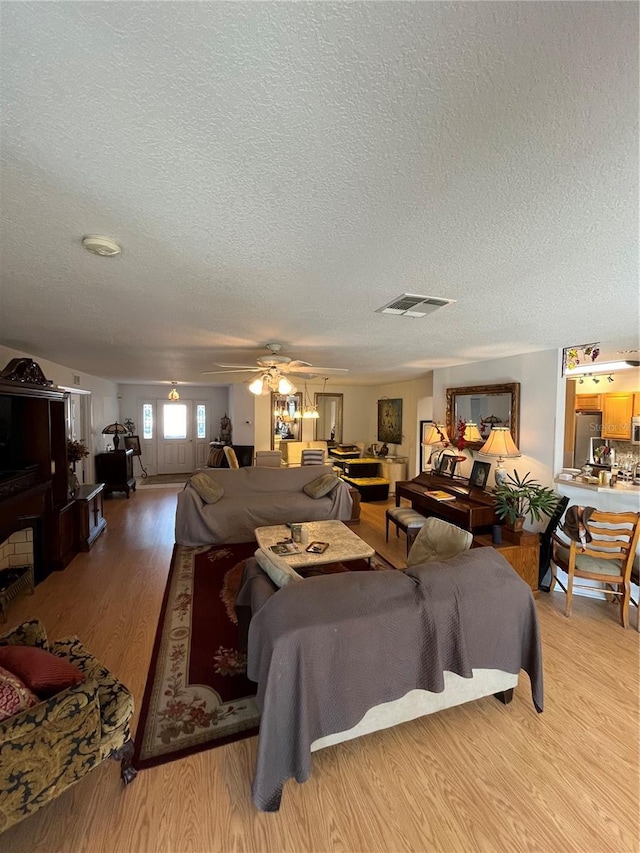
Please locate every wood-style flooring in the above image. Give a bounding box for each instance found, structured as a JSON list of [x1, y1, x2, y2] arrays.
[[2, 487, 638, 853]]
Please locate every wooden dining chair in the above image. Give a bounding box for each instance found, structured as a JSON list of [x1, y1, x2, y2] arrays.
[[550, 509, 640, 628], [223, 446, 240, 469]]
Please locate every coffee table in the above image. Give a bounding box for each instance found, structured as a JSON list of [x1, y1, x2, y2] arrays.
[[254, 520, 374, 570]]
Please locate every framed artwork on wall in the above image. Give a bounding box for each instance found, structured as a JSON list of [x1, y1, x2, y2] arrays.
[[377, 398, 403, 445]]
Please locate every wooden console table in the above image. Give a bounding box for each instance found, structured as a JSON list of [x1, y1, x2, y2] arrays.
[[473, 528, 540, 597], [95, 450, 136, 498], [74, 484, 107, 550]]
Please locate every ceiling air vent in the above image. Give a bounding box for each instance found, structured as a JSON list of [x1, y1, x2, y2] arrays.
[[375, 293, 456, 318]]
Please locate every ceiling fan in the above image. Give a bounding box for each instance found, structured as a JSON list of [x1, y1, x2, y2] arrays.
[[201, 343, 348, 395]]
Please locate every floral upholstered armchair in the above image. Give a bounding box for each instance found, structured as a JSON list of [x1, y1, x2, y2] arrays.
[[0, 619, 136, 833]]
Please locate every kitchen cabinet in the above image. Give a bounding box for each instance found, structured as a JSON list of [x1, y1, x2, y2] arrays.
[[633, 393, 640, 417], [602, 393, 633, 440], [575, 394, 602, 411]]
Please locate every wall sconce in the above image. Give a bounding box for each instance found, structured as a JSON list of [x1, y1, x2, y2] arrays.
[[168, 382, 180, 400], [478, 427, 522, 486]]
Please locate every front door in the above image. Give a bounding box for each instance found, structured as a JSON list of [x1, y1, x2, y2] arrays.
[[157, 400, 195, 474]]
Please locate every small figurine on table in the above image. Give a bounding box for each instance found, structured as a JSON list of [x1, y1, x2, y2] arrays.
[[220, 414, 232, 445]]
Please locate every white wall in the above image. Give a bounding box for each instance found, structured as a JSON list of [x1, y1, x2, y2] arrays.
[[433, 349, 562, 527]]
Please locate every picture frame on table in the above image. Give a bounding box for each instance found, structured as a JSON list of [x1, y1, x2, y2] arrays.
[[437, 453, 459, 478], [469, 460, 491, 490]]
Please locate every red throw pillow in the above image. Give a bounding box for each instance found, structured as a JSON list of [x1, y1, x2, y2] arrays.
[[0, 646, 84, 698], [0, 664, 39, 721]]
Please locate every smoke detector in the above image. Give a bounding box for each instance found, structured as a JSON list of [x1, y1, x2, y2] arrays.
[[82, 235, 122, 257], [375, 293, 456, 318]]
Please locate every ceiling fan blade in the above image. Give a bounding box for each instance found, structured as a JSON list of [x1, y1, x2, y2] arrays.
[[287, 365, 348, 374], [286, 360, 313, 369], [214, 363, 262, 369], [201, 367, 259, 375]]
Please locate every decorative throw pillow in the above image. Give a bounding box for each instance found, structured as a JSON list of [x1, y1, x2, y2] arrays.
[[254, 548, 304, 588], [406, 517, 473, 568], [189, 473, 224, 504], [0, 664, 39, 721], [0, 646, 85, 699], [303, 473, 340, 499]]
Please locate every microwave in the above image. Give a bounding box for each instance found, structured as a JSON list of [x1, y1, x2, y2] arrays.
[[632, 417, 640, 445]]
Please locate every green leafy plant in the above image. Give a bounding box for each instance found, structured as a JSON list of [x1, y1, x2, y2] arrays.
[[493, 470, 559, 526]]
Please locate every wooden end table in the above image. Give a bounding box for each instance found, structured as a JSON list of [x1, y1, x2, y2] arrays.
[[473, 528, 540, 596]]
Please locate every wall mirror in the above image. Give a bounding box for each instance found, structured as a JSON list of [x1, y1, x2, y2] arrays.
[[445, 382, 520, 449], [271, 393, 302, 451], [314, 393, 343, 443]]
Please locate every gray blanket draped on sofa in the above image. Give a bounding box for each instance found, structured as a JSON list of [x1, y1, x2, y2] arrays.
[[175, 465, 353, 545], [241, 547, 543, 811]]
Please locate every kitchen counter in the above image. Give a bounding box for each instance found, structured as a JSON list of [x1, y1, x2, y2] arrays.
[[554, 477, 640, 494], [554, 477, 640, 513]]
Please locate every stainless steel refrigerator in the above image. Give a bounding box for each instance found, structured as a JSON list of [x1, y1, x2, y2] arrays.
[[573, 412, 602, 468]]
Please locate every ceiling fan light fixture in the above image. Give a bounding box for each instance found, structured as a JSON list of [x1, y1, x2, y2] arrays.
[[277, 376, 294, 395], [248, 376, 265, 395]]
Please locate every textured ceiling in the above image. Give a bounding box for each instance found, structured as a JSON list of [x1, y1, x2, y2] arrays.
[[1, 2, 638, 386]]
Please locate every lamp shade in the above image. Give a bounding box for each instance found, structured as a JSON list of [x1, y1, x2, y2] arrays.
[[478, 427, 521, 486], [421, 424, 450, 446], [102, 422, 128, 451], [478, 427, 521, 459], [462, 422, 482, 442]]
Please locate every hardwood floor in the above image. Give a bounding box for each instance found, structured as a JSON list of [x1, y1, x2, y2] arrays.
[[2, 488, 639, 852]]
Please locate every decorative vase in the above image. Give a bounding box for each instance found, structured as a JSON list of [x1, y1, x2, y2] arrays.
[[68, 466, 79, 499], [506, 516, 524, 533]]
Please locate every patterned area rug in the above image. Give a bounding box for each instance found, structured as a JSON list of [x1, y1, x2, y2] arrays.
[[133, 541, 395, 770]]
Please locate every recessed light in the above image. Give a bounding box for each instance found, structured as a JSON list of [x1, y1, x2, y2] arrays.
[[82, 235, 122, 256]]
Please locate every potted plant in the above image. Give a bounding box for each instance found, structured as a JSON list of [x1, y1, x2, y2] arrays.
[[67, 438, 89, 498], [493, 470, 559, 532]]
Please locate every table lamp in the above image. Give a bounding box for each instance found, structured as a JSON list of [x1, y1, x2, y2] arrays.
[[422, 423, 450, 470], [102, 422, 128, 451], [478, 427, 521, 486]]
